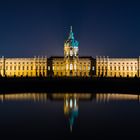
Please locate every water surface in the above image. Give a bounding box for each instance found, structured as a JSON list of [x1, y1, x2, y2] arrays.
[[0, 93, 140, 139]]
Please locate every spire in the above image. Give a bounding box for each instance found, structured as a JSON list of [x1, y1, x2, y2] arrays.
[[69, 26, 74, 40]]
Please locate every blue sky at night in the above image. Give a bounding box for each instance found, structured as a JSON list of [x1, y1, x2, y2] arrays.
[[0, 0, 140, 58]]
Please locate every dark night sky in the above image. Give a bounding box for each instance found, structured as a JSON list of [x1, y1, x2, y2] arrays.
[[0, 0, 140, 58]]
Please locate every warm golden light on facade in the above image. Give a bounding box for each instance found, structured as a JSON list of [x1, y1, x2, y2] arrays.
[[96, 56, 140, 77], [0, 27, 140, 78]]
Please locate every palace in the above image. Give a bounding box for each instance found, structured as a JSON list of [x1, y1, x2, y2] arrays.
[[0, 26, 140, 77]]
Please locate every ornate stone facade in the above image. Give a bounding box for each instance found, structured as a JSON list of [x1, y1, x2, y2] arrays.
[[0, 26, 139, 77]]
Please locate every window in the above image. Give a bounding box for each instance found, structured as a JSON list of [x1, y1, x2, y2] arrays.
[[6, 66, 8, 70], [114, 66, 116, 71], [118, 66, 120, 70], [31, 66, 33, 70], [92, 66, 94, 71], [70, 64, 73, 70], [70, 50, 73, 56], [88, 66, 90, 70], [14, 66, 16, 70], [66, 52, 69, 56], [110, 66, 112, 70], [127, 66, 129, 71], [18, 66, 20, 70], [66, 64, 68, 70], [84, 66, 86, 70], [48, 66, 50, 70]]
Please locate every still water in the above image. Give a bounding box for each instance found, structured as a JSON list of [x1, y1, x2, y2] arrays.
[[0, 93, 140, 139]]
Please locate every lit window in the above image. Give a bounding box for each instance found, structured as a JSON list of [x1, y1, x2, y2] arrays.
[[92, 66, 94, 71], [66, 52, 69, 56], [48, 66, 50, 70], [70, 64, 73, 70], [70, 50, 73, 56], [88, 66, 90, 70], [66, 64, 68, 70]]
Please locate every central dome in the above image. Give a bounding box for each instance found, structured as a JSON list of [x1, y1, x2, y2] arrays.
[[64, 26, 79, 48]]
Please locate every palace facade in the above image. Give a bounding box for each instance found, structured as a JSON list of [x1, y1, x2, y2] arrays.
[[0, 26, 140, 77]]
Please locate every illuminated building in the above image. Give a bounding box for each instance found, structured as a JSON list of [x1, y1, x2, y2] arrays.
[[47, 26, 95, 77], [0, 56, 47, 77], [0, 26, 140, 77], [96, 56, 140, 77]]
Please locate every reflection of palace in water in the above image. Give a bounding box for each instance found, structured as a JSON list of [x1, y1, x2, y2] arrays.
[[0, 93, 140, 131]]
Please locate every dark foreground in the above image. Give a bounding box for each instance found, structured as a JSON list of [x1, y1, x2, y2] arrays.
[[0, 77, 140, 93]]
